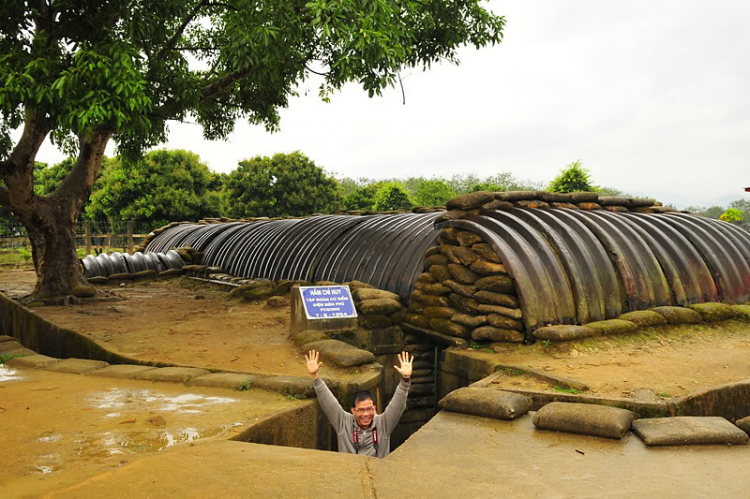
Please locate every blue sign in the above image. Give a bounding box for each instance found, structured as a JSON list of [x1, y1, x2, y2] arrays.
[[300, 286, 357, 319]]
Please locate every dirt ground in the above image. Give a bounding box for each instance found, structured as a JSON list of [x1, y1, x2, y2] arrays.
[[0, 268, 348, 379], [3, 268, 750, 398]]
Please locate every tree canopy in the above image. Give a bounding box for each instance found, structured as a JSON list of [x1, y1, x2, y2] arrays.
[[413, 179, 456, 207], [720, 208, 743, 224], [373, 182, 414, 211], [86, 149, 222, 230], [224, 151, 341, 217], [0, 0, 505, 298], [548, 160, 595, 193]]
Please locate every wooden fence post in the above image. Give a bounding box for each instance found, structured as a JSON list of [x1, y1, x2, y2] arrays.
[[84, 221, 91, 255], [127, 221, 134, 254]]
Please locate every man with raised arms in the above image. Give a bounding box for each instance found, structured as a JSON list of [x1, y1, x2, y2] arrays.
[[305, 349, 412, 458]]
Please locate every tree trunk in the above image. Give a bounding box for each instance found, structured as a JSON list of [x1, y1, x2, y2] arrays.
[[25, 197, 88, 299], [0, 112, 112, 301]]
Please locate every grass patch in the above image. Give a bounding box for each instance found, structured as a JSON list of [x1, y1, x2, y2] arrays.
[[657, 392, 672, 399], [553, 386, 581, 395], [0, 248, 31, 266], [285, 393, 306, 401], [0, 352, 31, 364], [237, 379, 251, 391]]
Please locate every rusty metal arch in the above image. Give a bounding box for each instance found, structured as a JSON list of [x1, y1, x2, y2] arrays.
[[436, 216, 570, 332], [656, 214, 750, 304], [314, 213, 441, 298], [618, 213, 718, 304], [503, 208, 616, 324]]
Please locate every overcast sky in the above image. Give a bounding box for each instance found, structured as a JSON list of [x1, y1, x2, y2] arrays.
[[33, 0, 750, 208]]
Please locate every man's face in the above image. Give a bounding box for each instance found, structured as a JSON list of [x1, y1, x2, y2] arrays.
[[351, 397, 377, 428]]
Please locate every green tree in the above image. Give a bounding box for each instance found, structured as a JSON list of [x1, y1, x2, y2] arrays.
[[86, 149, 222, 231], [729, 199, 750, 221], [720, 208, 743, 224], [224, 152, 341, 217], [0, 1, 505, 299], [413, 179, 456, 207], [548, 161, 595, 193], [373, 182, 414, 211], [343, 184, 379, 211], [470, 182, 506, 193]]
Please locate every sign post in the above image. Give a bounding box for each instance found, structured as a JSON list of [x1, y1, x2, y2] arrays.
[[290, 285, 358, 333]]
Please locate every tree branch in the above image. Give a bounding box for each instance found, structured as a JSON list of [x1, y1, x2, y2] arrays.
[[173, 46, 221, 52], [199, 66, 255, 102], [155, 0, 209, 62], [305, 65, 329, 76], [53, 128, 114, 215]]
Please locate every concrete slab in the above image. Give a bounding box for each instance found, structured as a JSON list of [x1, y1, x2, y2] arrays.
[[632, 416, 750, 446], [44, 440, 371, 499], [188, 372, 265, 390], [31, 408, 750, 499], [0, 346, 36, 357], [89, 364, 158, 379], [0, 340, 24, 353], [253, 375, 316, 397], [134, 366, 210, 383], [375, 411, 750, 498], [46, 358, 109, 374], [5, 354, 60, 369]]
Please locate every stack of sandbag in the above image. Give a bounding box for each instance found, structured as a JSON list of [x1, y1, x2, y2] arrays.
[[404, 227, 525, 344], [351, 284, 407, 330], [404, 334, 437, 411], [173, 246, 203, 265], [435, 190, 668, 223]]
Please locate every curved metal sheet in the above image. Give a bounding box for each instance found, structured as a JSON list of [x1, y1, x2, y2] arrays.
[[502, 208, 615, 323], [656, 214, 749, 304], [82, 255, 102, 278], [619, 213, 718, 304], [480, 211, 577, 322], [561, 209, 672, 311], [122, 253, 136, 274], [436, 217, 564, 333], [132, 252, 148, 272], [110, 252, 128, 274], [314, 213, 442, 298], [96, 253, 115, 277]]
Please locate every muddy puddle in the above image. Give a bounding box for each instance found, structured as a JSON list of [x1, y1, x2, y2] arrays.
[[0, 366, 306, 496]]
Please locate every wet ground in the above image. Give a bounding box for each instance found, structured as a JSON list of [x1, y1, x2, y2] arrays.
[[37, 411, 750, 498], [4, 268, 750, 497], [0, 364, 307, 497], [480, 320, 750, 398], [0, 269, 348, 379]]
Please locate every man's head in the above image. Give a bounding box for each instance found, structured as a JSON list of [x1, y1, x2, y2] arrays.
[[351, 390, 377, 428]]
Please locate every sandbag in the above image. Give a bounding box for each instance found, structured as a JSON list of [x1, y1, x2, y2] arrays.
[[471, 326, 524, 343], [354, 288, 401, 301], [687, 302, 736, 322], [616, 311, 667, 327], [585, 319, 638, 336], [650, 306, 702, 324], [439, 387, 531, 420], [457, 231, 483, 247], [532, 402, 634, 439], [533, 325, 597, 342]]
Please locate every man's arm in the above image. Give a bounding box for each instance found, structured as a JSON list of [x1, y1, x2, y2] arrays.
[[380, 352, 413, 434], [306, 350, 347, 429]]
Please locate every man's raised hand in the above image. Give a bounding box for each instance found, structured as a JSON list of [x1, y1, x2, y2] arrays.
[[393, 351, 413, 380], [305, 349, 322, 379]]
